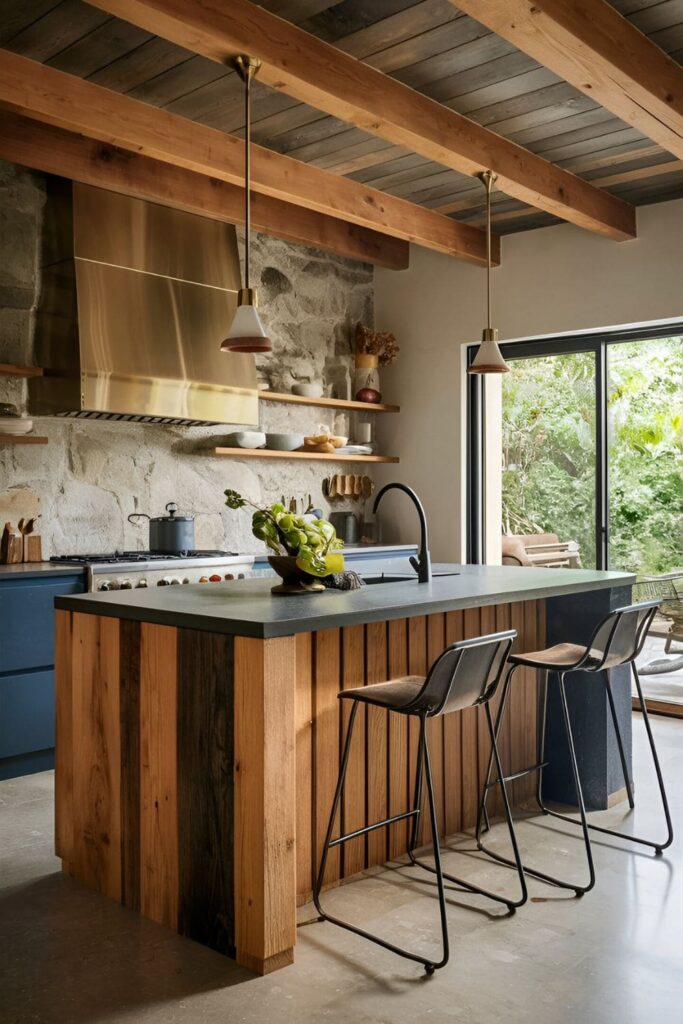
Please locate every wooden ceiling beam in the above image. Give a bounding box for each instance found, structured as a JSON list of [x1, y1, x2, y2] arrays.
[[453, 0, 683, 160], [0, 111, 410, 270], [85, 0, 636, 240], [0, 51, 494, 265], [458, 159, 683, 227]]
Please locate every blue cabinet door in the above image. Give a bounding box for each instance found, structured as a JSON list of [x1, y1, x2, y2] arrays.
[[0, 576, 84, 674], [0, 669, 55, 759], [0, 572, 85, 778]]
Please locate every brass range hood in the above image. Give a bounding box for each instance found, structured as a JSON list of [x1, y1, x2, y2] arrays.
[[29, 181, 258, 425]]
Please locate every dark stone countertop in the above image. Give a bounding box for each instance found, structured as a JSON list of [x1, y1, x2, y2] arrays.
[[54, 563, 635, 639], [0, 562, 86, 581]]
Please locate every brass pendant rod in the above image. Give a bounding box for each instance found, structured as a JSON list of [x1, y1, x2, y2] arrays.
[[234, 56, 262, 292], [244, 63, 251, 290], [478, 170, 497, 331]]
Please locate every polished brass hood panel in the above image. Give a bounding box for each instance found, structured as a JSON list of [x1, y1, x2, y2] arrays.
[[73, 184, 241, 288], [30, 181, 258, 425], [77, 260, 256, 423]]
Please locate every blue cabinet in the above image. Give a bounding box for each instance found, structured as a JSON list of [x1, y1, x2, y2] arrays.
[[0, 670, 55, 759], [0, 571, 85, 779]]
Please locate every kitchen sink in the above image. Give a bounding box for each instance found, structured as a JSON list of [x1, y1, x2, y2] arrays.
[[361, 571, 461, 586], [361, 573, 416, 585]]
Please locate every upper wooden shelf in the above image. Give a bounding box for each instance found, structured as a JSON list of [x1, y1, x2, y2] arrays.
[[0, 363, 43, 378], [259, 391, 399, 413], [0, 435, 48, 444], [214, 447, 398, 464]]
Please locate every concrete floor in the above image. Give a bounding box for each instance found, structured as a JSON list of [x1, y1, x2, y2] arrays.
[[2, 715, 682, 1024]]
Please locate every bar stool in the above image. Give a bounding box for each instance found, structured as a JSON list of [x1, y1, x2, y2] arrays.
[[477, 599, 674, 896], [313, 629, 527, 975]]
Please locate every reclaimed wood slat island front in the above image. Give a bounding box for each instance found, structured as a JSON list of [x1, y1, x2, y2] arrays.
[[54, 564, 633, 974]]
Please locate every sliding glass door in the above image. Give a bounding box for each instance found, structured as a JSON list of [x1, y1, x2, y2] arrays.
[[606, 336, 683, 575], [501, 349, 598, 569], [494, 327, 682, 577], [469, 325, 683, 712]]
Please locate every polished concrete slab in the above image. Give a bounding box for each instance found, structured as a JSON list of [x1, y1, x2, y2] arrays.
[[1, 715, 682, 1024]]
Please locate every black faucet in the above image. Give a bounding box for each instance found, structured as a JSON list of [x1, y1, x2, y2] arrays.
[[372, 482, 432, 583]]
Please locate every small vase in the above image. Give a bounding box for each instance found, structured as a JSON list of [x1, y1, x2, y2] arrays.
[[268, 555, 325, 595], [354, 353, 381, 403]]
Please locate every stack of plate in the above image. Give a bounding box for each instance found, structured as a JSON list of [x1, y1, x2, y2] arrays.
[[0, 417, 33, 435]]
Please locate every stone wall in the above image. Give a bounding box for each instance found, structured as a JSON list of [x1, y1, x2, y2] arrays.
[[0, 160, 381, 556]]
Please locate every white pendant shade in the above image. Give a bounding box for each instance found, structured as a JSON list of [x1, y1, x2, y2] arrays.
[[221, 299, 272, 354], [467, 329, 510, 374]]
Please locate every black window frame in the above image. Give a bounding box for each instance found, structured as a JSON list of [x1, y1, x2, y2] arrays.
[[466, 321, 683, 566]]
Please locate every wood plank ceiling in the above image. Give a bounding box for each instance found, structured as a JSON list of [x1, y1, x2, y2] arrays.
[[1, 0, 682, 240]]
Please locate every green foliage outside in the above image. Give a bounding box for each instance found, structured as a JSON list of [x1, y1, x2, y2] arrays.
[[502, 339, 683, 575]]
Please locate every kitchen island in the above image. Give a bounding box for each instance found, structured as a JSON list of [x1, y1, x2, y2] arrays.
[[54, 564, 633, 974]]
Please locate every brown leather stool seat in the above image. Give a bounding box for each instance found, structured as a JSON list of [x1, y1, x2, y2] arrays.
[[339, 675, 425, 710], [510, 642, 591, 670]]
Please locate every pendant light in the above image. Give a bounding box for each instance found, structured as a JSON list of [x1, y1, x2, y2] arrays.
[[467, 170, 510, 375], [221, 55, 271, 354]]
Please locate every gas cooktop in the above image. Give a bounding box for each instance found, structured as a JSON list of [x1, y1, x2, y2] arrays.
[[50, 550, 257, 591], [51, 550, 237, 565]]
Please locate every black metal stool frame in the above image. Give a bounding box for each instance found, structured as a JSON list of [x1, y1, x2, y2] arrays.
[[477, 600, 673, 898], [477, 663, 596, 895], [313, 630, 528, 976]]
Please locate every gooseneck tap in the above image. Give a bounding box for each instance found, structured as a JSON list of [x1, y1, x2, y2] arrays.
[[372, 482, 432, 583]]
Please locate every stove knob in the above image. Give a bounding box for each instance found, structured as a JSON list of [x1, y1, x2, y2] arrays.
[[182, 578, 190, 585], [198, 575, 209, 583], [157, 577, 171, 586], [107, 580, 121, 590], [224, 573, 234, 581], [209, 574, 222, 583], [98, 580, 111, 591], [136, 579, 148, 588], [120, 579, 133, 590], [237, 573, 245, 579], [170, 577, 181, 585]]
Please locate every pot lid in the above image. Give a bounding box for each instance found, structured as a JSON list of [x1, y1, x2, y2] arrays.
[[151, 502, 194, 523]]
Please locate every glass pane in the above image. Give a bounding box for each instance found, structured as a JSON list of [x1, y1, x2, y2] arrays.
[[608, 336, 683, 708], [607, 336, 683, 575], [502, 352, 597, 569]]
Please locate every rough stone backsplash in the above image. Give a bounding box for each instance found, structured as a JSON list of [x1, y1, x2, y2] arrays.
[[0, 160, 380, 556]]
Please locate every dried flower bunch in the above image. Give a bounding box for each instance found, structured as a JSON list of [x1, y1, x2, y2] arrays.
[[354, 323, 399, 366]]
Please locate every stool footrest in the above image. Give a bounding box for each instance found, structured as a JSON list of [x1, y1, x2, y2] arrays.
[[329, 808, 419, 848], [484, 760, 548, 789]]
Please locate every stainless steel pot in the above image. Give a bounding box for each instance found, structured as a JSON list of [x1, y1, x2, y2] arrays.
[[128, 502, 195, 553]]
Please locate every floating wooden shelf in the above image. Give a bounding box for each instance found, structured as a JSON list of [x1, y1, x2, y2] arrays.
[[0, 363, 43, 378], [214, 447, 399, 463], [0, 434, 48, 444], [259, 391, 399, 413]]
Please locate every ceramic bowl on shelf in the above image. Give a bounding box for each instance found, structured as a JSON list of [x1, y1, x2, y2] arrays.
[[265, 432, 305, 451], [224, 430, 266, 449], [292, 383, 323, 398], [0, 416, 33, 435]]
